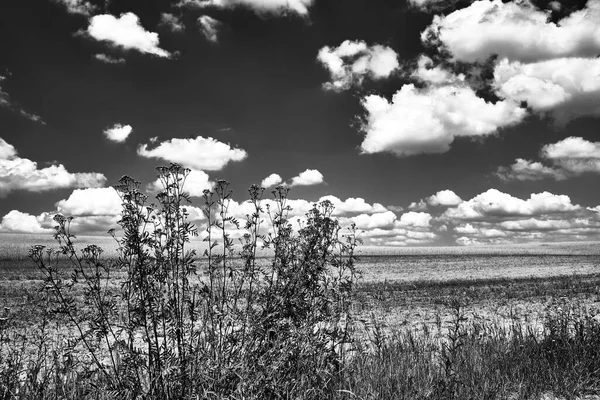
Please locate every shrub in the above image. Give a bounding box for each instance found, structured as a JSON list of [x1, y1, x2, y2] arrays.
[[28, 163, 361, 399]]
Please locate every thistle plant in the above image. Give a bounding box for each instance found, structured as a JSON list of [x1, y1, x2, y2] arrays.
[[28, 163, 362, 399]]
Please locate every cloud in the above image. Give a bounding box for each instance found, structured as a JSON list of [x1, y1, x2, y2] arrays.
[[494, 57, 600, 124], [198, 16, 222, 43], [0, 75, 44, 124], [497, 137, 600, 181], [318, 195, 387, 216], [147, 169, 214, 197], [317, 40, 399, 91], [436, 188, 600, 245], [86, 13, 172, 58], [55, 187, 122, 216], [423, 0, 600, 63], [442, 189, 580, 221], [103, 123, 133, 142], [398, 211, 432, 228], [408, 0, 459, 11], [289, 169, 324, 186], [359, 83, 526, 156], [94, 54, 126, 64], [0, 210, 52, 234], [177, 0, 314, 16], [261, 173, 282, 188], [497, 158, 568, 181], [408, 200, 428, 211], [427, 190, 463, 207], [412, 55, 465, 86], [160, 13, 185, 32], [0, 138, 106, 197], [137, 136, 247, 171], [52, 0, 96, 16], [351, 211, 397, 230]]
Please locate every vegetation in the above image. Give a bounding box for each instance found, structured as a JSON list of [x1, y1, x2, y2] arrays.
[[0, 163, 598, 399]]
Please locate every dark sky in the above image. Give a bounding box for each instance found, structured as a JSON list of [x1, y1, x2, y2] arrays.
[[1, 0, 599, 246]]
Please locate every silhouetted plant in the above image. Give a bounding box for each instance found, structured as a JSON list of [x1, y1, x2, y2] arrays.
[[28, 163, 362, 399]]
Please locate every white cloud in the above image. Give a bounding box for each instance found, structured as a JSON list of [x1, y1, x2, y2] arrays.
[[442, 189, 580, 221], [87, 13, 172, 58], [94, 54, 126, 64], [137, 136, 247, 171], [408, 0, 457, 11], [0, 138, 106, 197], [494, 57, 600, 123], [498, 137, 600, 181], [317, 40, 399, 91], [427, 190, 463, 207], [497, 158, 568, 181], [103, 123, 133, 142], [423, 0, 600, 63], [289, 169, 324, 186], [160, 13, 185, 32], [318, 195, 387, 216], [177, 0, 314, 16], [359, 84, 526, 156], [52, 0, 96, 16], [147, 169, 214, 197], [351, 211, 397, 230], [198, 16, 222, 43], [412, 55, 465, 85], [0, 210, 52, 234], [55, 187, 122, 216], [261, 173, 282, 188], [543, 136, 600, 159], [398, 211, 432, 228], [408, 200, 428, 211]]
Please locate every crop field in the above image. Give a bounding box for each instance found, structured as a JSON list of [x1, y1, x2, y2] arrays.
[[1, 233, 599, 333]]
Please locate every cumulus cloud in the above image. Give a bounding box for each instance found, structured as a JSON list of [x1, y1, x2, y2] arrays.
[[94, 54, 126, 64], [147, 169, 214, 197], [55, 187, 122, 216], [317, 40, 399, 91], [0, 210, 52, 234], [412, 55, 465, 86], [498, 137, 600, 181], [160, 13, 185, 32], [442, 189, 580, 221], [423, 0, 600, 63], [52, 0, 96, 16], [494, 57, 600, 123], [438, 188, 600, 245], [177, 0, 314, 16], [289, 169, 324, 186], [427, 190, 463, 207], [86, 13, 172, 58], [398, 211, 432, 228], [0, 138, 106, 197], [198, 16, 222, 43], [359, 83, 526, 156], [318, 195, 387, 216], [261, 173, 282, 188], [137, 136, 247, 171], [351, 211, 397, 230], [103, 123, 133, 142]]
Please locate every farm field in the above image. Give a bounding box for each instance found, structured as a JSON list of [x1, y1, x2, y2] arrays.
[[0, 233, 599, 332]]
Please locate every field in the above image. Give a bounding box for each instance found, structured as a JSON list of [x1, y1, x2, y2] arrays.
[[0, 233, 599, 399]]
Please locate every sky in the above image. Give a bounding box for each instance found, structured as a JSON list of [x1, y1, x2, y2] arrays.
[[1, 0, 600, 246]]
